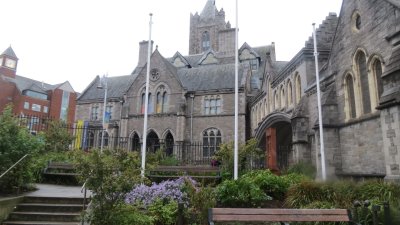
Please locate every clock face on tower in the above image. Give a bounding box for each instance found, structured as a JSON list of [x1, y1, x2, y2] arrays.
[[150, 68, 160, 81], [5, 58, 16, 69]]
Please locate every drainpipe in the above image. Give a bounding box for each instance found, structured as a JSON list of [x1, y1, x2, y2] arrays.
[[190, 93, 194, 143]]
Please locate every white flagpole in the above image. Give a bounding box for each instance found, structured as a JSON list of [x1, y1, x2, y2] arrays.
[[141, 13, 153, 178], [312, 23, 326, 181], [234, 0, 239, 180]]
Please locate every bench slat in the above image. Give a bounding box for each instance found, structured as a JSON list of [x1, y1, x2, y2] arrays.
[[213, 214, 350, 222], [212, 208, 349, 215]]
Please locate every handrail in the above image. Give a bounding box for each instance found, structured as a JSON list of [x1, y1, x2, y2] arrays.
[[81, 179, 88, 225], [0, 154, 29, 179]]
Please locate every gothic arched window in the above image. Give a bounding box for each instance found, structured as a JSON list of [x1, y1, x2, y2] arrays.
[[356, 51, 371, 114], [202, 31, 210, 52], [295, 74, 301, 104], [372, 59, 383, 102], [345, 74, 357, 119], [202, 128, 222, 157], [287, 81, 293, 106]]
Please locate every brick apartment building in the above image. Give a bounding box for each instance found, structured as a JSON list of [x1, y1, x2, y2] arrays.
[[0, 46, 77, 124]]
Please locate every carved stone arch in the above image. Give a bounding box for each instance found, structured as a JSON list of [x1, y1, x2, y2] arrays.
[[353, 48, 371, 114], [254, 112, 291, 140], [343, 71, 358, 120], [129, 130, 141, 151], [162, 129, 175, 156], [367, 54, 385, 110]]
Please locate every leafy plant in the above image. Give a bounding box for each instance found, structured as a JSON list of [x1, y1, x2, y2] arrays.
[[72, 148, 142, 225], [148, 199, 179, 225], [214, 138, 263, 178], [216, 176, 271, 207], [0, 105, 44, 193], [285, 161, 316, 179], [42, 120, 75, 152]]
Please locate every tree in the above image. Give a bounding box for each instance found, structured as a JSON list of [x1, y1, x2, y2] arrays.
[[0, 105, 43, 193], [43, 120, 74, 151]]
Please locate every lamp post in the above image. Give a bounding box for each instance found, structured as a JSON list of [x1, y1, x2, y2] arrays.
[[97, 74, 108, 153]]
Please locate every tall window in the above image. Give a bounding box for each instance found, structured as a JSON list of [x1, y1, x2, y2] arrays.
[[88, 131, 94, 149], [295, 74, 301, 104], [204, 95, 221, 115], [373, 60, 383, 101], [357, 51, 371, 114], [287, 81, 293, 106], [274, 91, 279, 110], [60, 91, 70, 121], [280, 86, 285, 108], [346, 74, 357, 119], [98, 131, 109, 147], [202, 31, 210, 52], [105, 105, 112, 121], [91, 106, 99, 121], [156, 86, 168, 113], [162, 92, 168, 113], [203, 128, 221, 157], [141, 93, 146, 114], [250, 59, 258, 70], [148, 93, 153, 113]]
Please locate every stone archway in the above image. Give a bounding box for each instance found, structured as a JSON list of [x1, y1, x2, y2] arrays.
[[130, 132, 140, 152], [255, 113, 292, 173], [164, 132, 174, 156], [147, 131, 160, 153]]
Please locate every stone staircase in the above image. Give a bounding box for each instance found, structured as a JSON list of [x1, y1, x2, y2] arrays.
[[2, 196, 89, 225]]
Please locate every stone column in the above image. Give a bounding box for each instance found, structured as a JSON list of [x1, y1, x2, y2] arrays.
[[381, 106, 400, 183], [291, 116, 310, 163]]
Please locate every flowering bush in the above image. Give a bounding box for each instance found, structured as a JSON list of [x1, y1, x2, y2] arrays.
[[125, 176, 197, 208]]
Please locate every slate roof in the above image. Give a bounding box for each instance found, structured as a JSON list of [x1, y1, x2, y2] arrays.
[[177, 63, 245, 91], [1, 46, 18, 59], [3, 75, 55, 94], [78, 75, 136, 101]]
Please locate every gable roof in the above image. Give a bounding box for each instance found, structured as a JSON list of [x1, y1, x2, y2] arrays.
[[177, 63, 246, 91], [78, 75, 135, 102], [200, 0, 217, 20]]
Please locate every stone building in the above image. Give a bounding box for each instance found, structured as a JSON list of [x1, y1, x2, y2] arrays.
[[76, 0, 268, 154], [250, 0, 400, 182], [76, 0, 400, 182]]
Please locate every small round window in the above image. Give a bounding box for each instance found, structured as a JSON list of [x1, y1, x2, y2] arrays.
[[355, 14, 361, 30]]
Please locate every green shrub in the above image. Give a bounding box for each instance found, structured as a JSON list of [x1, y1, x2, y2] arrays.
[[188, 185, 216, 224], [29, 151, 74, 183], [285, 161, 316, 179], [214, 138, 263, 178], [110, 204, 154, 225], [0, 105, 44, 193], [216, 176, 271, 207], [43, 120, 74, 152], [148, 199, 178, 225], [73, 149, 143, 225]]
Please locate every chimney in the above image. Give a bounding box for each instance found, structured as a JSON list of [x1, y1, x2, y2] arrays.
[[137, 40, 154, 68]]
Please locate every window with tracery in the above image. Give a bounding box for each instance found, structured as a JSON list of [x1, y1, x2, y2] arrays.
[[203, 128, 221, 157]]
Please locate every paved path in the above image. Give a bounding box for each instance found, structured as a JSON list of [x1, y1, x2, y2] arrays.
[[25, 183, 92, 198]]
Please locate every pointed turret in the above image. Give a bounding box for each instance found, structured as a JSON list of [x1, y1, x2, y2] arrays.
[[0, 46, 19, 78], [200, 0, 217, 20]]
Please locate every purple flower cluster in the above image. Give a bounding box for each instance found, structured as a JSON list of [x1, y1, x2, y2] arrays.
[[125, 177, 197, 208]]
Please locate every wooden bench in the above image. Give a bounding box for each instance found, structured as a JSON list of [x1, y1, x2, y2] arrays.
[[208, 208, 353, 225], [147, 165, 221, 180], [43, 161, 78, 176]]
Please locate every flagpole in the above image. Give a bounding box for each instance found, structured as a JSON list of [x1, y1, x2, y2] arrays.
[[234, 0, 239, 180], [312, 23, 326, 181], [141, 13, 153, 178]]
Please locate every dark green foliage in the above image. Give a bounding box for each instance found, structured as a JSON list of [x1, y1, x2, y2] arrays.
[[110, 204, 153, 225], [285, 161, 316, 179], [29, 151, 74, 183], [187, 185, 216, 224], [43, 120, 74, 152], [148, 199, 178, 225], [72, 149, 143, 225], [214, 138, 263, 179], [0, 105, 44, 193], [216, 176, 271, 207]]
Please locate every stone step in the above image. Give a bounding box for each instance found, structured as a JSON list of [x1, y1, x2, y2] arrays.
[[2, 221, 80, 225], [23, 197, 87, 205], [7, 212, 81, 222], [15, 203, 85, 213]]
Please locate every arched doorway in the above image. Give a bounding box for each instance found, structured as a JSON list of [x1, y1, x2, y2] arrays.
[[255, 113, 292, 172], [164, 132, 174, 156], [147, 131, 160, 153], [130, 132, 140, 152]]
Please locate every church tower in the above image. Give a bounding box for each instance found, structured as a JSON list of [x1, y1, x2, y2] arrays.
[[0, 46, 18, 78], [189, 0, 235, 56]]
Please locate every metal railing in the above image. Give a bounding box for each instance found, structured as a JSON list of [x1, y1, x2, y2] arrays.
[[0, 154, 29, 179]]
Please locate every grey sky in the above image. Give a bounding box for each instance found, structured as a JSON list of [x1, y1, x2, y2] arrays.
[[0, 0, 342, 92]]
